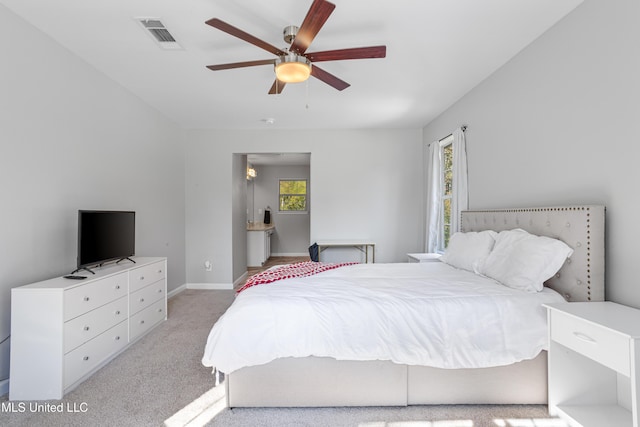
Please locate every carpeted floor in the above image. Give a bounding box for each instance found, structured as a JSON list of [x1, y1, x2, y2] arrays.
[[207, 404, 565, 427], [0, 285, 567, 427]]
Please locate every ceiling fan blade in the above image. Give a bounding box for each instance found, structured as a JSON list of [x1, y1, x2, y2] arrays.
[[306, 46, 386, 62], [290, 0, 336, 55], [268, 79, 287, 95], [205, 18, 286, 56], [310, 65, 350, 91], [207, 59, 275, 71]]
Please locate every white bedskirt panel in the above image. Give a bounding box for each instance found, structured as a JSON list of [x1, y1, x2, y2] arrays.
[[225, 353, 548, 407], [407, 351, 548, 405], [226, 357, 408, 407]]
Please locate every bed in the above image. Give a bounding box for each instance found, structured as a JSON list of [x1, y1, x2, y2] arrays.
[[202, 205, 605, 407]]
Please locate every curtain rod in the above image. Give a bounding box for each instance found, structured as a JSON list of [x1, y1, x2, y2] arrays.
[[436, 126, 467, 143], [429, 126, 468, 146]]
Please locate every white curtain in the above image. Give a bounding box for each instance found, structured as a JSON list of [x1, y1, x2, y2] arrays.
[[425, 140, 442, 253], [425, 127, 468, 253], [450, 128, 468, 234]]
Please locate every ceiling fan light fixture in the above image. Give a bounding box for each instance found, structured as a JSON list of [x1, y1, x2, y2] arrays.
[[274, 54, 312, 83]]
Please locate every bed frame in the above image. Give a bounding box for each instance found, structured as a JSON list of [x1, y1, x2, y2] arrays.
[[224, 205, 606, 407]]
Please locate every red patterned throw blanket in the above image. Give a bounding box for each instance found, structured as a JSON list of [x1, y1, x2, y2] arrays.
[[237, 261, 357, 294]]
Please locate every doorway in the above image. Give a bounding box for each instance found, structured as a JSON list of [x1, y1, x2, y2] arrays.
[[245, 153, 311, 267]]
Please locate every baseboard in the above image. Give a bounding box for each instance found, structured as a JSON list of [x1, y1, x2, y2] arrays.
[[0, 378, 8, 397], [271, 252, 309, 257], [168, 284, 187, 299], [234, 272, 248, 288], [186, 283, 233, 290]]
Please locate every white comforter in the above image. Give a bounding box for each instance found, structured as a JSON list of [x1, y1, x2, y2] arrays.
[[202, 262, 565, 374]]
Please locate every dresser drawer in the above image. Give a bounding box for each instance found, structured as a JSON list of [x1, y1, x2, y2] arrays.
[[64, 273, 128, 321], [129, 279, 165, 316], [64, 296, 128, 353], [64, 320, 128, 388], [130, 299, 166, 341], [550, 310, 630, 375], [129, 261, 166, 293]]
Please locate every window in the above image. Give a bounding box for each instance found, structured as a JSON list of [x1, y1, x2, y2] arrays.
[[441, 135, 454, 248], [426, 127, 467, 254], [279, 179, 308, 212]]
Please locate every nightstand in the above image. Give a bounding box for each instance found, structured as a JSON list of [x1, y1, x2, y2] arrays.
[[407, 253, 441, 263], [545, 302, 640, 427]]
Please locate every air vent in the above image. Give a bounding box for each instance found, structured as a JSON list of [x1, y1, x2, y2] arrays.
[[136, 17, 182, 50], [149, 28, 176, 43]]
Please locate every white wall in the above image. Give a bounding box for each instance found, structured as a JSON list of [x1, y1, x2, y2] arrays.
[[231, 154, 248, 283], [0, 6, 186, 385], [185, 129, 423, 286], [251, 164, 311, 256], [423, 0, 640, 306]]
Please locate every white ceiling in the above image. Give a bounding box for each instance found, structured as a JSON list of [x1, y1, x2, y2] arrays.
[[1, 0, 582, 130]]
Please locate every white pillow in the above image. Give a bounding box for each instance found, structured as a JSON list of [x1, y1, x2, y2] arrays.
[[479, 228, 574, 292], [440, 230, 497, 273]]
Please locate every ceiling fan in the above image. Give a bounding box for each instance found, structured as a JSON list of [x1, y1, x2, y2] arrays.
[[205, 0, 386, 94]]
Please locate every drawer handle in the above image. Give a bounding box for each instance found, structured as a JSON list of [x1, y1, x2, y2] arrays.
[[140, 320, 145, 324], [140, 298, 145, 302], [83, 326, 90, 331], [115, 336, 120, 341], [115, 310, 121, 315], [573, 331, 597, 343], [158, 289, 163, 293], [140, 276, 145, 281], [83, 356, 89, 361], [158, 308, 163, 313], [115, 285, 120, 290], [84, 297, 90, 302]]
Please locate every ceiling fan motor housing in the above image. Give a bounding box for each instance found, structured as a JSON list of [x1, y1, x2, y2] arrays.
[[283, 25, 299, 44]]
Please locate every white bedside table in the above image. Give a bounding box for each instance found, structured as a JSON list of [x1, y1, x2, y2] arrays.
[[545, 302, 640, 427], [407, 253, 441, 263]]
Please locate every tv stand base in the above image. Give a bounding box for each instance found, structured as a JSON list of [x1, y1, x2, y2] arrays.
[[71, 266, 95, 275]]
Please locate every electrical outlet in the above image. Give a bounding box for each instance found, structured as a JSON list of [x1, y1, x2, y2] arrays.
[[204, 260, 212, 271]]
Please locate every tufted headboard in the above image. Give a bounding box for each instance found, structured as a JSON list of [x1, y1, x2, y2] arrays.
[[460, 206, 605, 302]]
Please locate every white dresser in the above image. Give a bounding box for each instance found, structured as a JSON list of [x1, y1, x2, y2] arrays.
[[9, 257, 167, 401], [545, 302, 640, 427]]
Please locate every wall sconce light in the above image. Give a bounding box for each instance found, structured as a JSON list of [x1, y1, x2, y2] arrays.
[[246, 166, 257, 180]]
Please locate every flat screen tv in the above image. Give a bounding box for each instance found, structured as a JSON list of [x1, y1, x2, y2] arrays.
[[76, 210, 135, 273]]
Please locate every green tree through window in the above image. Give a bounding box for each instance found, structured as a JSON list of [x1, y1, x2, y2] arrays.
[[279, 180, 307, 211], [442, 138, 454, 248]]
